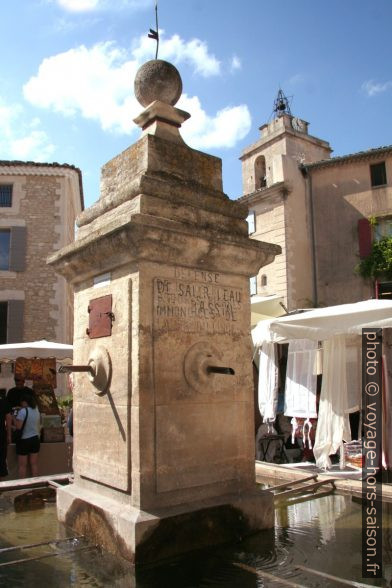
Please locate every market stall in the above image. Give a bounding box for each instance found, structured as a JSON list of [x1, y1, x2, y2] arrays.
[[252, 299, 392, 470], [0, 340, 73, 479]]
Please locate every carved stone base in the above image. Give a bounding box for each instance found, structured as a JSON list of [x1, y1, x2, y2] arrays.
[[57, 483, 274, 565]]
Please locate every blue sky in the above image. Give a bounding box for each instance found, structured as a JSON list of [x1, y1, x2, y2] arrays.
[[1, 0, 392, 208]]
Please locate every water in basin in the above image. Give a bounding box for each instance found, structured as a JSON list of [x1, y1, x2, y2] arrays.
[[0, 490, 391, 587]]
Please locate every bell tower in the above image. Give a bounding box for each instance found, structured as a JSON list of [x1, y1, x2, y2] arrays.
[[241, 89, 331, 195], [239, 91, 331, 311]]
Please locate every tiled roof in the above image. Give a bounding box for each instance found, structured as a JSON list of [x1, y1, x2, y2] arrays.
[[303, 145, 392, 171], [0, 160, 84, 209]]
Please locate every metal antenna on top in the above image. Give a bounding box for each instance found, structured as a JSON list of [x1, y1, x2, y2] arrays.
[[273, 88, 292, 118], [148, 1, 159, 59]]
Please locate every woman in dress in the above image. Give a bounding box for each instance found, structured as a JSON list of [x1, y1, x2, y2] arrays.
[[14, 393, 41, 478]]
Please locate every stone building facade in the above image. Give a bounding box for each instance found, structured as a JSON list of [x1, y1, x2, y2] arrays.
[[0, 161, 83, 345], [239, 112, 392, 310]]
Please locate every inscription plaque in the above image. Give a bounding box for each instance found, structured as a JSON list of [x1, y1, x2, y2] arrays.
[[153, 269, 243, 337]]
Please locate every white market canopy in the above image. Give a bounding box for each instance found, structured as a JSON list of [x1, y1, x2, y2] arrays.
[[252, 299, 392, 345], [0, 339, 73, 361]]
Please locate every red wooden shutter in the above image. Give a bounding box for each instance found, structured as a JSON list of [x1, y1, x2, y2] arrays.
[[358, 218, 372, 259]]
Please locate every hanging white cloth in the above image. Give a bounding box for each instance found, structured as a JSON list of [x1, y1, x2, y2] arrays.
[[345, 335, 361, 413], [382, 353, 391, 469], [284, 339, 318, 447], [284, 339, 318, 418], [313, 335, 351, 469], [258, 342, 279, 422]]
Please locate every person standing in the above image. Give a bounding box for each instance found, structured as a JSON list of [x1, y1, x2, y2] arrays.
[[14, 393, 41, 478], [6, 377, 34, 443]]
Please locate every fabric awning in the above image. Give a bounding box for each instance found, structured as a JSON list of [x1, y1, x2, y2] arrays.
[[252, 299, 392, 345], [0, 339, 73, 360]]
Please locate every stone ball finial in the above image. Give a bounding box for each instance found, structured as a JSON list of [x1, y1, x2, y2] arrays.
[[134, 59, 182, 108]]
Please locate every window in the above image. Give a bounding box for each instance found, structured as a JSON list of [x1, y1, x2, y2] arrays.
[[246, 212, 256, 235], [254, 156, 267, 189], [261, 274, 267, 287], [358, 217, 392, 259], [0, 185, 12, 207], [250, 276, 257, 296], [0, 227, 26, 271], [0, 302, 7, 344], [0, 230, 10, 270], [370, 162, 387, 187], [0, 300, 24, 343], [374, 217, 392, 241]]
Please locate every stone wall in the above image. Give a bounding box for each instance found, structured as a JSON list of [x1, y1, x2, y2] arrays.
[[311, 156, 392, 306], [0, 165, 82, 344], [248, 191, 287, 304], [22, 175, 61, 340]]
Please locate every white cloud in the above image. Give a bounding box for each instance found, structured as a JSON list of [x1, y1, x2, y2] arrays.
[[11, 131, 55, 160], [55, 0, 151, 12], [57, 0, 99, 11], [132, 32, 221, 77], [179, 95, 251, 150], [24, 42, 139, 134], [23, 38, 250, 149], [0, 98, 54, 160], [230, 55, 241, 73], [0, 101, 22, 135], [362, 79, 392, 97]]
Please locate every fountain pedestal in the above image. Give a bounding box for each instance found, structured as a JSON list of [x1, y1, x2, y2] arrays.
[[48, 60, 280, 564]]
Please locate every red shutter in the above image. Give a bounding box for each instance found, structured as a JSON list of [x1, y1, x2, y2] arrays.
[[358, 218, 372, 258]]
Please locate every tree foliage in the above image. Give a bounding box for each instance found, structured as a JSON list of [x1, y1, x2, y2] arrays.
[[357, 236, 392, 279]]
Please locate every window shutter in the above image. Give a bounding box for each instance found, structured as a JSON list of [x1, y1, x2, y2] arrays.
[[9, 226, 26, 271], [7, 300, 24, 343], [250, 276, 257, 296], [358, 218, 372, 259], [247, 212, 256, 235], [0, 302, 7, 344]]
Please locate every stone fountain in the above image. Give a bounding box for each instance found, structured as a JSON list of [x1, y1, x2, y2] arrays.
[[48, 59, 281, 564]]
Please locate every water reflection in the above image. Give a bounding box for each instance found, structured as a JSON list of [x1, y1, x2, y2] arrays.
[[0, 492, 391, 587]]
